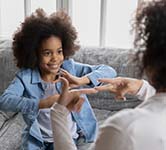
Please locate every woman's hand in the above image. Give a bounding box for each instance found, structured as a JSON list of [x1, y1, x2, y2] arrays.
[[60, 69, 90, 88], [57, 77, 97, 111], [95, 77, 143, 100]]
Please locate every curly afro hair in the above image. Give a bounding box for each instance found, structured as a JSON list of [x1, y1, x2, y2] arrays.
[[12, 8, 80, 69], [134, 0, 166, 91]]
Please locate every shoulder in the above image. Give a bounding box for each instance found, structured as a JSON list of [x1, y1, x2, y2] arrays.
[[16, 68, 33, 76], [62, 58, 85, 70], [63, 58, 80, 66], [94, 109, 140, 150], [96, 108, 159, 150], [16, 68, 39, 81], [102, 108, 148, 130]]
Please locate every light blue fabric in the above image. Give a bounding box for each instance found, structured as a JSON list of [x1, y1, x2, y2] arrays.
[[0, 58, 117, 150]]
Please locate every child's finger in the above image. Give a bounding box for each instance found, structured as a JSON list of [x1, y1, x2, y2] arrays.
[[60, 68, 69, 75], [59, 77, 69, 93]]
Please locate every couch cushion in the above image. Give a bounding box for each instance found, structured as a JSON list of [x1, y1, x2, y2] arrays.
[[0, 113, 25, 150], [88, 93, 141, 111], [93, 108, 116, 126]]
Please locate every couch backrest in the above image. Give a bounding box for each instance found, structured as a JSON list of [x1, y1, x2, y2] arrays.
[[73, 46, 140, 78], [0, 39, 18, 94], [0, 40, 23, 150]]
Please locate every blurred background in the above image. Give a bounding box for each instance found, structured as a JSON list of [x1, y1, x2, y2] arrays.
[[0, 0, 139, 48]]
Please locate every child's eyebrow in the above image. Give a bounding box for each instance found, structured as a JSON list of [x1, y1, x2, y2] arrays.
[[42, 47, 63, 51], [42, 49, 51, 51], [57, 47, 63, 50]]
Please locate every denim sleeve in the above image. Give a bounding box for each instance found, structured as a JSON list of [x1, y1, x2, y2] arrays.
[[72, 60, 117, 86], [0, 76, 39, 123]]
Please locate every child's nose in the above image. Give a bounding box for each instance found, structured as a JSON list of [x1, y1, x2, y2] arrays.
[[51, 54, 58, 61]]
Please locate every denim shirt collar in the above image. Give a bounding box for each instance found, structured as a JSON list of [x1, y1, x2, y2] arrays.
[[30, 59, 73, 93], [31, 67, 63, 93], [61, 59, 73, 72], [31, 68, 42, 84]]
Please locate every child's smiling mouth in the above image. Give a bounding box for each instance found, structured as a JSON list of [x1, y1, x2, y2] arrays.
[[47, 64, 60, 69]]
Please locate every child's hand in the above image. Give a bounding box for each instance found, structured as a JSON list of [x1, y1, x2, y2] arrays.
[[57, 77, 97, 112], [95, 77, 143, 100], [60, 69, 90, 88]]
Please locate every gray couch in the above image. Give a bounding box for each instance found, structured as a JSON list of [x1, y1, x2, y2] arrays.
[[0, 39, 141, 150]]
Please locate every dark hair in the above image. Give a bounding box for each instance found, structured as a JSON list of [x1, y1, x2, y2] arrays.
[[12, 9, 80, 69], [134, 0, 166, 91]]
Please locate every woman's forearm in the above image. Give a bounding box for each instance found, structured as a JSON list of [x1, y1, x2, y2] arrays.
[[51, 103, 77, 150]]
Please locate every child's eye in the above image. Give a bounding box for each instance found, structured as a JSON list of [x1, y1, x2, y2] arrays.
[[58, 49, 63, 54], [42, 51, 52, 56]]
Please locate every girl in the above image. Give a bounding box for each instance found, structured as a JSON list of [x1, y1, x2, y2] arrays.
[[0, 9, 116, 150]]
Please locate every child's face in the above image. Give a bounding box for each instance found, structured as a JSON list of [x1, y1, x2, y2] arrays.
[[38, 36, 64, 80]]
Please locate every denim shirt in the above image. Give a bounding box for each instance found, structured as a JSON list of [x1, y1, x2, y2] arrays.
[[0, 59, 117, 149]]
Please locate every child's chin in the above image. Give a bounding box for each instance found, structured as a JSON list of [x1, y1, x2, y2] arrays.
[[50, 69, 59, 74]]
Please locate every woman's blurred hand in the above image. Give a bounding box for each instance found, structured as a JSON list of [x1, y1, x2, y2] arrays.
[[95, 77, 143, 100]]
